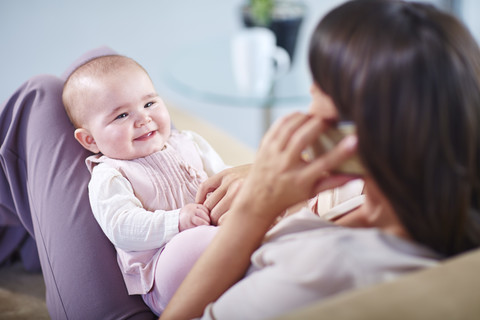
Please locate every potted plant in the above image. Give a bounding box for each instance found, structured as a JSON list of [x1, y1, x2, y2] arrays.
[[241, 0, 306, 62]]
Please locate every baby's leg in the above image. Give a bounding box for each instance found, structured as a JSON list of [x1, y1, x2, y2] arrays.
[[143, 225, 218, 315]]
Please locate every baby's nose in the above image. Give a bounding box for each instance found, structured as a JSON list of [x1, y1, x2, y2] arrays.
[[135, 113, 152, 127]]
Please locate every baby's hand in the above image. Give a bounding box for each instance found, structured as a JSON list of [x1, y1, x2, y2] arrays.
[[178, 203, 211, 231]]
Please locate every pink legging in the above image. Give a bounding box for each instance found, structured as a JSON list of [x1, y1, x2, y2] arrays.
[[142, 225, 218, 315]]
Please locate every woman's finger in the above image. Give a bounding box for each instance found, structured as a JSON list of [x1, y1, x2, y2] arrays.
[[195, 177, 221, 204], [209, 179, 243, 225], [303, 135, 359, 181], [261, 112, 311, 152], [202, 186, 227, 212], [286, 116, 325, 159]]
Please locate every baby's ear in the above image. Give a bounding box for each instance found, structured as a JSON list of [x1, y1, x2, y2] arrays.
[[74, 128, 100, 154]]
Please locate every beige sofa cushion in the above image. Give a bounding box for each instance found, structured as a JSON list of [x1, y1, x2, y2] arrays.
[[168, 105, 255, 166]]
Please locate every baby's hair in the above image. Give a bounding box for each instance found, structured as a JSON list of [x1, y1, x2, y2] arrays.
[[62, 55, 149, 128]]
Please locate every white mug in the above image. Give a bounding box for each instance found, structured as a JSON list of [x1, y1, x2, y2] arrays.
[[231, 27, 290, 95]]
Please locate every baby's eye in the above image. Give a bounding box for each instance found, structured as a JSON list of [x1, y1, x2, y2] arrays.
[[145, 102, 154, 108], [115, 113, 128, 120]]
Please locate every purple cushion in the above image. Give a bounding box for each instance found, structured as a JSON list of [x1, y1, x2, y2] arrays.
[[60, 45, 117, 81], [0, 47, 156, 319]]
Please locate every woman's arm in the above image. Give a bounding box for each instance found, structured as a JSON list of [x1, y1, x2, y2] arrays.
[[161, 113, 359, 319]]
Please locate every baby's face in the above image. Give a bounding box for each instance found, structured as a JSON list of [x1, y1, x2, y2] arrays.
[[81, 63, 171, 160]]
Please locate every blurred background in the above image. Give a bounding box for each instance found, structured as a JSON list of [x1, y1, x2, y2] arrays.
[[1, 0, 479, 148]]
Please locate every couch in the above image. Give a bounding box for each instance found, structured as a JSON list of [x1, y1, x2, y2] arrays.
[[1, 46, 479, 320]]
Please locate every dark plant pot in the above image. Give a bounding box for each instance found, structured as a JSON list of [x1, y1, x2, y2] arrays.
[[242, 2, 306, 63]]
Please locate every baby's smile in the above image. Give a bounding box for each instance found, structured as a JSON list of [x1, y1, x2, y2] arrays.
[[135, 130, 156, 141]]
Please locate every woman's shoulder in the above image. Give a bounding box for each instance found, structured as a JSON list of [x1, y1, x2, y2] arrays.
[[264, 211, 438, 259], [255, 210, 438, 283]]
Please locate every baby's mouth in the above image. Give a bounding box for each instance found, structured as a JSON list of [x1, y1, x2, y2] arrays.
[[135, 130, 156, 141]]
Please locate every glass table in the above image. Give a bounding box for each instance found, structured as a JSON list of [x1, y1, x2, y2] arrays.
[[162, 35, 312, 133]]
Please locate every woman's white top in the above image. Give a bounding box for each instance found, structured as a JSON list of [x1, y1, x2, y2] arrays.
[[202, 197, 438, 320]]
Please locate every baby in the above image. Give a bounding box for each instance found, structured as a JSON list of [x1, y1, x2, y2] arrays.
[[62, 54, 226, 314]]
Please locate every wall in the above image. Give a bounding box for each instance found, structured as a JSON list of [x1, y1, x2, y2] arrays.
[[1, 0, 478, 148]]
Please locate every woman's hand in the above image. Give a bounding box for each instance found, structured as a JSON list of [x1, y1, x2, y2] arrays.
[[195, 164, 251, 225], [161, 112, 358, 320], [231, 112, 359, 223]]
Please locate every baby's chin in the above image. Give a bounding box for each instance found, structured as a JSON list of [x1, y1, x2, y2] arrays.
[[105, 144, 167, 160], [143, 142, 168, 157], [134, 146, 166, 159]]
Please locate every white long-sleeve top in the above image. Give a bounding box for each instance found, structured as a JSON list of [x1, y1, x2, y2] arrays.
[[87, 130, 227, 252], [87, 130, 227, 294]]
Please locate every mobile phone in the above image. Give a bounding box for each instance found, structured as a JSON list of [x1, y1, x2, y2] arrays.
[[304, 122, 364, 175]]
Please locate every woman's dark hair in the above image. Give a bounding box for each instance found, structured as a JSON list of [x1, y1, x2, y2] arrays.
[[309, 0, 480, 256]]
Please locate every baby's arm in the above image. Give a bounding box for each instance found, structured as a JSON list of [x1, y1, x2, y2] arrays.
[[88, 164, 180, 252], [178, 203, 211, 231]]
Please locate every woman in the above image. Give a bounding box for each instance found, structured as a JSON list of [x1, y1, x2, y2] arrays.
[[161, 0, 480, 319]]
